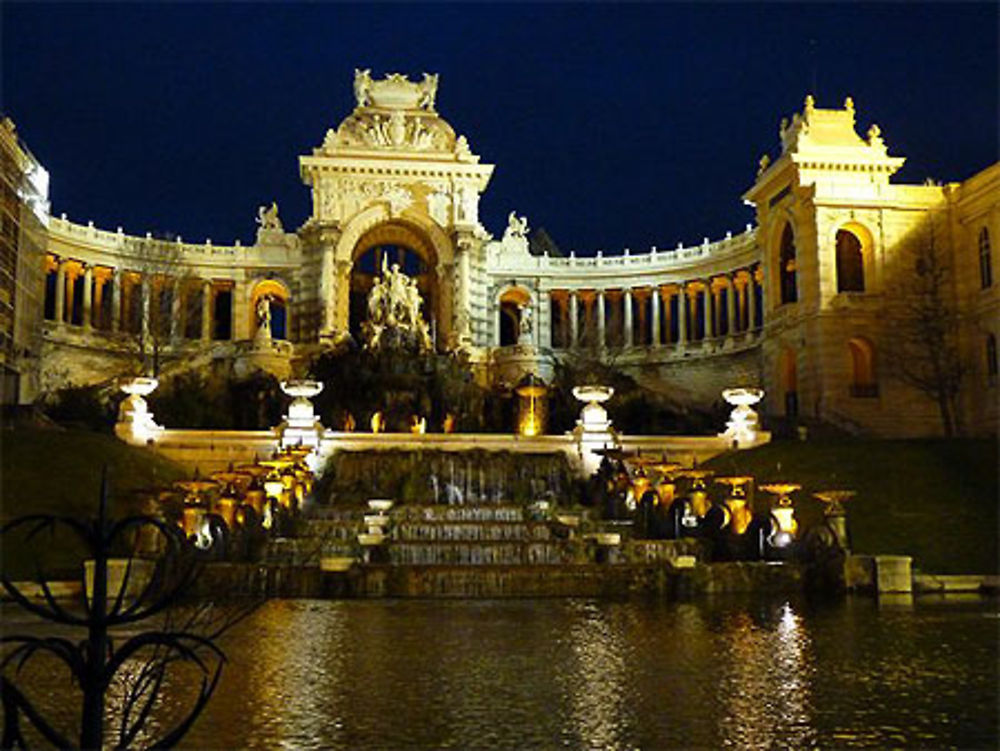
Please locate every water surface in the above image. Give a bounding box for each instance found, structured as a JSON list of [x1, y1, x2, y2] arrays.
[[4, 595, 997, 749]]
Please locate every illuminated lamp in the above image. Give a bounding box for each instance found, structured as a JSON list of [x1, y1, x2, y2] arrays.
[[515, 373, 548, 437], [759, 483, 801, 547], [715, 476, 754, 534]]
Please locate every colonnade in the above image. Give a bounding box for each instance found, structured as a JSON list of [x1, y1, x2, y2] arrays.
[[43, 254, 235, 342], [548, 266, 762, 350]]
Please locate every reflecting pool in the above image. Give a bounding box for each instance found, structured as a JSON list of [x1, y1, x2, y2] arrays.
[[3, 595, 997, 749]]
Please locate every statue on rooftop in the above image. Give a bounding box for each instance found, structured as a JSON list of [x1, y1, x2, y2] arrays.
[[418, 73, 439, 110], [505, 211, 529, 240], [354, 68, 373, 107], [256, 202, 282, 231]]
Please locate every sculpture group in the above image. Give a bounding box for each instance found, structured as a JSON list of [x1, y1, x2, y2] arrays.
[[364, 257, 433, 352]]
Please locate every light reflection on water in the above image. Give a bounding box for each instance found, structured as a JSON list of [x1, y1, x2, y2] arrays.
[[2, 595, 996, 749]]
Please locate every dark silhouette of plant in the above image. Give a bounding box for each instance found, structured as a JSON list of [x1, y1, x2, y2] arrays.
[[1, 469, 252, 749]]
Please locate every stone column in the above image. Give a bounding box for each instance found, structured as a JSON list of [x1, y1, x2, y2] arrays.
[[456, 242, 472, 343], [748, 270, 758, 330], [596, 290, 606, 349], [82, 266, 93, 329], [734, 277, 746, 332], [494, 294, 502, 346], [688, 285, 699, 341], [569, 291, 578, 346], [623, 289, 633, 347], [727, 277, 737, 336], [706, 283, 716, 340], [65, 265, 79, 325], [54, 261, 66, 323], [170, 277, 182, 341], [651, 287, 660, 346], [201, 280, 213, 340], [92, 273, 106, 330], [336, 261, 352, 338], [111, 270, 121, 332], [677, 284, 687, 346], [140, 276, 151, 345], [663, 288, 673, 344]]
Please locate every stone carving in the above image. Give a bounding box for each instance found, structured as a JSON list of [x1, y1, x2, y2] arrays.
[[354, 68, 373, 107], [867, 123, 884, 149], [455, 185, 479, 224], [256, 202, 282, 231], [382, 185, 413, 215], [757, 154, 770, 176], [364, 257, 432, 352], [455, 135, 472, 161], [418, 73, 439, 110], [519, 304, 533, 338], [499, 210, 530, 256], [505, 211, 529, 240], [255, 295, 272, 340], [427, 189, 451, 226]]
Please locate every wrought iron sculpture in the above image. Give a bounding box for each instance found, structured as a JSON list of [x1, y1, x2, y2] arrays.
[[1, 469, 246, 749]]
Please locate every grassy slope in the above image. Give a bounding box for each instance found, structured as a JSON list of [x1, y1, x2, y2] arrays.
[[0, 427, 187, 578], [704, 438, 999, 575]]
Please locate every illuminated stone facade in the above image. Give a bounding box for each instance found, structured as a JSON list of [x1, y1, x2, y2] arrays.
[[0, 118, 48, 404], [18, 74, 1000, 436]]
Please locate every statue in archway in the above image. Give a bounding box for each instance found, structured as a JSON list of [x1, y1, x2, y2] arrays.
[[255, 294, 272, 341], [363, 258, 432, 352]]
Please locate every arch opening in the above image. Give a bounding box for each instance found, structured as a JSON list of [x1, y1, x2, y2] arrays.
[[836, 229, 865, 292], [251, 279, 290, 341], [778, 223, 798, 305], [847, 337, 878, 397], [349, 222, 438, 346]]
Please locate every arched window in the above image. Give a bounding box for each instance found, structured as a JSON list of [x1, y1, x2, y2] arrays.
[[778, 224, 797, 304], [498, 287, 531, 346], [986, 333, 998, 386], [43, 255, 58, 320], [847, 337, 878, 398], [979, 228, 993, 289], [836, 230, 865, 292]]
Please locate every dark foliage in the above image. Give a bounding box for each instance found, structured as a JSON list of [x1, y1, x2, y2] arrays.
[[308, 347, 493, 433], [41, 384, 120, 433]]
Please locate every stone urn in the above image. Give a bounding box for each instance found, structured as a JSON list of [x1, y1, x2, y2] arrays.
[[720, 387, 764, 447], [278, 380, 325, 450], [115, 377, 162, 445]]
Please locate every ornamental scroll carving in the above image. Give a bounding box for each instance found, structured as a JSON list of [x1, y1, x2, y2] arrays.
[[318, 179, 416, 221], [325, 111, 453, 152]]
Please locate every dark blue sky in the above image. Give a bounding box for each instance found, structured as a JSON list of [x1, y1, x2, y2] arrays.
[[3, 3, 996, 254]]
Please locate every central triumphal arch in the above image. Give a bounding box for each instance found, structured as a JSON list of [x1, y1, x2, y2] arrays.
[[299, 70, 494, 351]]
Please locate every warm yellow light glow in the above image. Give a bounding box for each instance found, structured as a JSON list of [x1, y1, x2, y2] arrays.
[[771, 506, 797, 536], [371, 411, 384, 433]]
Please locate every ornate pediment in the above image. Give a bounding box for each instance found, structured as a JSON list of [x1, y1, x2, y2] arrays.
[[317, 71, 480, 161]]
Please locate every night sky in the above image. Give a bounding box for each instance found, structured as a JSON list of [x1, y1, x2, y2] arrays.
[[3, 3, 997, 255]]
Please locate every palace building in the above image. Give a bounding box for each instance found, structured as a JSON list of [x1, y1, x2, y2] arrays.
[[2, 72, 997, 436]]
